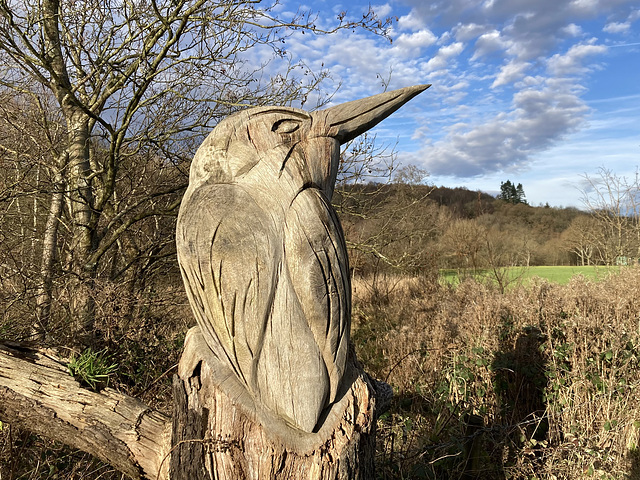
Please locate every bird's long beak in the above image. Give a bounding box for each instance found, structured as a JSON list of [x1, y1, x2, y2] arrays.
[[313, 84, 430, 145]]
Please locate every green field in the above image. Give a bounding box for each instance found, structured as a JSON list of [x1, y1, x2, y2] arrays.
[[440, 265, 622, 286]]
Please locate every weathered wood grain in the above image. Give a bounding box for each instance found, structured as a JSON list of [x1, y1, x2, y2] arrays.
[[176, 85, 430, 435], [170, 326, 377, 480], [0, 342, 171, 479]]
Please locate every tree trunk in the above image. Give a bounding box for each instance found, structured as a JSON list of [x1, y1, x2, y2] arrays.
[[35, 170, 65, 338], [65, 113, 97, 335], [0, 329, 382, 480], [42, 0, 98, 335], [170, 327, 378, 480]]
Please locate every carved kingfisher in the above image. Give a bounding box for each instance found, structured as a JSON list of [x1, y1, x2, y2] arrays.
[[176, 85, 429, 432]]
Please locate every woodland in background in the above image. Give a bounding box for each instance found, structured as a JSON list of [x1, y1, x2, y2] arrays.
[[340, 163, 640, 278], [335, 180, 627, 277]]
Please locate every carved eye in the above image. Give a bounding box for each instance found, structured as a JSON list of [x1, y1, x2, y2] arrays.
[[272, 119, 301, 134]]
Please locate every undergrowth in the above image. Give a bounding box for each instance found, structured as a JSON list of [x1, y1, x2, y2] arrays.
[[352, 268, 640, 479], [3, 269, 640, 478]]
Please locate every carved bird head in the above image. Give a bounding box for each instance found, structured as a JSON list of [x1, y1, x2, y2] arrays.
[[188, 85, 431, 200]]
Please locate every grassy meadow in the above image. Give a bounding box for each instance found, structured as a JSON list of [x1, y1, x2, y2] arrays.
[[352, 266, 640, 479], [440, 265, 622, 287]]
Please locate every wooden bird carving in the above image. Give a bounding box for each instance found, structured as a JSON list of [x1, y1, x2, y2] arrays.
[[176, 85, 429, 433]]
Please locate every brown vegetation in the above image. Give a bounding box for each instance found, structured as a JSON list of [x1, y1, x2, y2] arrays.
[[6, 266, 639, 478], [2, 0, 638, 475], [352, 267, 640, 478]]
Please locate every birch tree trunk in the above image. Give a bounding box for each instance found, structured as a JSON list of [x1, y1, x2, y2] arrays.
[[35, 169, 65, 337], [64, 112, 97, 333], [41, 0, 98, 333]]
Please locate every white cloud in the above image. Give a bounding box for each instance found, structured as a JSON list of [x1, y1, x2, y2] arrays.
[[397, 11, 425, 32], [448, 81, 470, 91], [371, 3, 393, 18], [422, 42, 465, 73], [604, 21, 631, 33], [492, 61, 530, 88], [453, 22, 489, 42], [562, 23, 583, 36], [439, 41, 466, 57], [546, 41, 607, 76], [569, 0, 600, 15], [472, 30, 507, 59], [603, 9, 640, 34], [392, 29, 438, 56]]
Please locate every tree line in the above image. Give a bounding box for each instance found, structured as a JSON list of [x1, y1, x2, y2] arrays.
[[337, 172, 640, 278]]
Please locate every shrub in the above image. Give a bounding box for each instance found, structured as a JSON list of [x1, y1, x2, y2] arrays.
[[68, 348, 118, 391]]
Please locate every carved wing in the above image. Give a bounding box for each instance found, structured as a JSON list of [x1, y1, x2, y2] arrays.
[[177, 182, 350, 433], [251, 187, 350, 432], [288, 189, 350, 396], [176, 182, 279, 391]]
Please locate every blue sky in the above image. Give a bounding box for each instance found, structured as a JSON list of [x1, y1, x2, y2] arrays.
[[268, 0, 640, 207]]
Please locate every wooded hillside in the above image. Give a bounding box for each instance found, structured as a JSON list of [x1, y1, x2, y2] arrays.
[[335, 182, 589, 276]]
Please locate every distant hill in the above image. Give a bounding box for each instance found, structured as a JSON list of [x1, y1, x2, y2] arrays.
[[334, 182, 589, 274]]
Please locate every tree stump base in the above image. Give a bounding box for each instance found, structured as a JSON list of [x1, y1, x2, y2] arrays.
[[170, 327, 378, 479]]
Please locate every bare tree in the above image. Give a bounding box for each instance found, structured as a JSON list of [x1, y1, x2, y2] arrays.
[[580, 167, 640, 265], [561, 215, 604, 265], [333, 133, 440, 282], [0, 88, 65, 337], [440, 217, 486, 275], [0, 0, 391, 339], [482, 224, 530, 292]]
